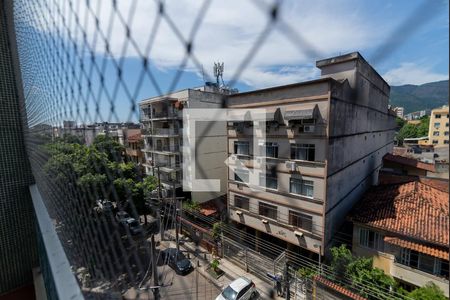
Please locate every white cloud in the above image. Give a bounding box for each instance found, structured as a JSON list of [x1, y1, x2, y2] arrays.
[[383, 63, 448, 85], [34, 0, 386, 89]]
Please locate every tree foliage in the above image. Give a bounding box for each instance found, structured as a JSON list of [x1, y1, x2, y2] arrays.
[[407, 282, 447, 300], [396, 116, 430, 144]]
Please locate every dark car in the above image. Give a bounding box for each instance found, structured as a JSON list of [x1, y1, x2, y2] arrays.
[[115, 211, 130, 225], [162, 248, 193, 275], [124, 218, 144, 236]]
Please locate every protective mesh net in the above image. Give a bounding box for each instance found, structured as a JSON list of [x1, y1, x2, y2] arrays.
[[11, 0, 445, 299]]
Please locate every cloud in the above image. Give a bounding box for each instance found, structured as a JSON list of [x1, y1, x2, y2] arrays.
[[34, 0, 382, 89], [383, 63, 448, 85]]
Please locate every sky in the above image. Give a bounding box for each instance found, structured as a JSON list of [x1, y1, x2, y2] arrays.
[[21, 0, 449, 124]]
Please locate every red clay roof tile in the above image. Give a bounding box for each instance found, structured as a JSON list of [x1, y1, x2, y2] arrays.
[[384, 237, 448, 260], [384, 153, 436, 172]]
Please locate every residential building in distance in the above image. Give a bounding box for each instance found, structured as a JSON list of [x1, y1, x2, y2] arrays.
[[125, 132, 144, 164], [427, 105, 449, 146], [226, 52, 396, 256], [139, 86, 230, 202], [349, 173, 449, 296], [393, 106, 404, 118], [404, 109, 431, 121]]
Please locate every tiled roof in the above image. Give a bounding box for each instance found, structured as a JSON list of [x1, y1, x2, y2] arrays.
[[313, 276, 367, 300], [127, 133, 142, 142], [384, 153, 436, 172], [378, 172, 449, 193], [384, 237, 448, 260], [350, 180, 449, 247]]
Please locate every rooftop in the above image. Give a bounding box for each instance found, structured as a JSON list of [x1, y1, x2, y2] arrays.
[[383, 153, 436, 172], [350, 177, 449, 247]]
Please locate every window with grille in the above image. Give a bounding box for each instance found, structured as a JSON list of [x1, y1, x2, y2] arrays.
[[259, 173, 278, 190], [234, 195, 249, 211], [435, 114, 442, 119], [290, 178, 314, 197], [234, 141, 250, 156], [359, 228, 384, 251], [260, 142, 278, 158], [289, 211, 313, 232], [433, 131, 440, 136], [399, 248, 449, 277], [259, 202, 277, 220], [291, 144, 315, 161]]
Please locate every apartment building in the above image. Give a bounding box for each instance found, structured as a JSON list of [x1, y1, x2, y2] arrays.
[[428, 105, 449, 146], [349, 174, 449, 296], [226, 52, 396, 256], [393, 107, 404, 119], [139, 86, 229, 202]]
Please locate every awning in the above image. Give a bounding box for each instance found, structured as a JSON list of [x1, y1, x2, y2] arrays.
[[384, 237, 449, 260], [284, 104, 318, 121], [250, 107, 283, 124]]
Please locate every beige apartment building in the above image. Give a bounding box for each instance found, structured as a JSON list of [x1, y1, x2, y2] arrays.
[[428, 105, 449, 146], [226, 52, 396, 256], [139, 86, 229, 203]]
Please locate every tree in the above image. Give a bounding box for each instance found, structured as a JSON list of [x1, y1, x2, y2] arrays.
[[395, 117, 406, 129], [407, 283, 447, 300], [417, 115, 430, 137], [396, 123, 418, 144], [212, 221, 223, 241], [92, 134, 125, 161]]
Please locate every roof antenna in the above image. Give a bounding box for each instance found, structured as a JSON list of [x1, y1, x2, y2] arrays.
[[213, 62, 224, 87]]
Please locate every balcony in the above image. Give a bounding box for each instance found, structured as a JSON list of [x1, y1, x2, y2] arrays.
[[391, 262, 449, 296], [142, 128, 180, 137], [142, 145, 180, 155]]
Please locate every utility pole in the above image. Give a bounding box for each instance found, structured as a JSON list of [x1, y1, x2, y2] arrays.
[[284, 260, 291, 300], [174, 180, 180, 251], [150, 235, 160, 300]]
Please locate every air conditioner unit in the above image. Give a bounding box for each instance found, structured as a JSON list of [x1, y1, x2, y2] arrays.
[[303, 125, 315, 133], [285, 161, 296, 172]]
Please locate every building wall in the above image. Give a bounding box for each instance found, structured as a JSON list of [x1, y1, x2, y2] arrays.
[[427, 106, 449, 146], [0, 1, 38, 294]]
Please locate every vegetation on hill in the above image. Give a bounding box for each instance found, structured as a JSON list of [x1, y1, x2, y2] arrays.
[[396, 116, 429, 144], [390, 80, 448, 114]]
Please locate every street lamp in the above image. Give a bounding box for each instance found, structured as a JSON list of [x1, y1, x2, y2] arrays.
[[313, 243, 322, 276]]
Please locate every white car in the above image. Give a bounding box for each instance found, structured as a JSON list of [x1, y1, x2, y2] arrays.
[[216, 277, 256, 300]]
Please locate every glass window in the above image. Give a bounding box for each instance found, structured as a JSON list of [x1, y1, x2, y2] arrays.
[[259, 173, 278, 190], [234, 169, 249, 183], [433, 131, 440, 136], [289, 211, 313, 232], [359, 228, 383, 251], [234, 195, 249, 210], [446, 123, 449, 127], [445, 132, 449, 136], [432, 140, 439, 144], [435, 114, 441, 119], [291, 144, 315, 161], [434, 122, 440, 128], [290, 178, 314, 197], [259, 202, 277, 220], [260, 142, 278, 158], [234, 141, 249, 155], [445, 140, 449, 145]]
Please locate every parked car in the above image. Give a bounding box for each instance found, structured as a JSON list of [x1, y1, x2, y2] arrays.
[[115, 211, 130, 224], [124, 218, 143, 236], [162, 248, 193, 275], [216, 277, 256, 300]]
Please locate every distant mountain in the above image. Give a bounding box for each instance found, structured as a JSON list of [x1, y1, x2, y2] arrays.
[[389, 80, 448, 114]]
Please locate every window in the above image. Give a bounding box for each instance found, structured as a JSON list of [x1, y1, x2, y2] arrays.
[[290, 178, 314, 197], [234, 141, 249, 155], [435, 114, 441, 119], [445, 140, 449, 145], [259, 173, 278, 190], [260, 142, 278, 158], [434, 122, 440, 128], [445, 132, 449, 136], [432, 140, 439, 144], [399, 249, 449, 277], [259, 202, 277, 220], [234, 195, 249, 210], [446, 123, 449, 128], [433, 131, 440, 136], [359, 228, 383, 251], [291, 144, 315, 161], [234, 169, 249, 183], [289, 211, 313, 232]]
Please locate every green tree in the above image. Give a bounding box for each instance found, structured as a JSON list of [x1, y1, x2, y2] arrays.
[[408, 283, 447, 300], [417, 115, 430, 137], [92, 134, 125, 161], [395, 117, 406, 129], [396, 123, 418, 144], [212, 222, 223, 241]]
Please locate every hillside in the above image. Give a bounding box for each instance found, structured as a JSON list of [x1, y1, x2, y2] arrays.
[[389, 80, 448, 114]]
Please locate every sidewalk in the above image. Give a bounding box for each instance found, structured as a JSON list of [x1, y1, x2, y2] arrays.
[[163, 230, 284, 300]]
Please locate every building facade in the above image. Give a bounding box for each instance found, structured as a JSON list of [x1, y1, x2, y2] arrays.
[[139, 87, 229, 203], [393, 107, 404, 119], [427, 106, 449, 146], [350, 175, 449, 296], [226, 52, 396, 256]]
